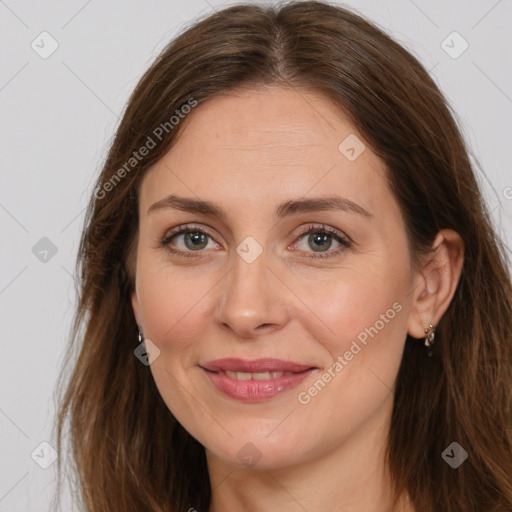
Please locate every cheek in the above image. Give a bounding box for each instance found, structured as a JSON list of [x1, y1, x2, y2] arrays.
[[290, 273, 408, 436], [136, 259, 218, 354], [294, 261, 408, 350], [136, 263, 214, 418]]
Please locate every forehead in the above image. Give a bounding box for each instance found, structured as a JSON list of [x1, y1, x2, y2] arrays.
[[139, 85, 390, 218]]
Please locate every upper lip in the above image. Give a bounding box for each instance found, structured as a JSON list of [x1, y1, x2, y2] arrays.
[[200, 358, 315, 373]]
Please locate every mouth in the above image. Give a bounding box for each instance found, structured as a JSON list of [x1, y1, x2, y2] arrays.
[[200, 357, 315, 373], [199, 358, 318, 402], [210, 369, 303, 380]]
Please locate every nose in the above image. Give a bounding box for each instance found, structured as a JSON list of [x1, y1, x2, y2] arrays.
[[214, 246, 290, 338]]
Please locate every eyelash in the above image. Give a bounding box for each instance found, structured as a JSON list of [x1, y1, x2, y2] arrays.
[[160, 223, 351, 260]]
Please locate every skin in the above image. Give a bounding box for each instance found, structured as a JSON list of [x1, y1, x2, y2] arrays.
[[130, 85, 464, 512]]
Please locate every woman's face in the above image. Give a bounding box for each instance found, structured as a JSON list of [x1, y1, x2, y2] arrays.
[[131, 85, 419, 470]]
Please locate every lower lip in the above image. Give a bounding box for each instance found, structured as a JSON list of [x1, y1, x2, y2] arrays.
[[200, 367, 316, 402]]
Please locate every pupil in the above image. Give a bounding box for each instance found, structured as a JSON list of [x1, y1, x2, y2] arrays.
[[185, 232, 207, 250], [310, 233, 331, 252]]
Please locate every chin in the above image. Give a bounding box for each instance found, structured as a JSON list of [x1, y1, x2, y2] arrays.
[[203, 426, 315, 470]]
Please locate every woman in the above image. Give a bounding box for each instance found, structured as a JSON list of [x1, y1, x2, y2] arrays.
[[54, 1, 512, 511]]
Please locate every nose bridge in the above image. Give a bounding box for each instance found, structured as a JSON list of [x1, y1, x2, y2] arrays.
[[215, 236, 288, 335]]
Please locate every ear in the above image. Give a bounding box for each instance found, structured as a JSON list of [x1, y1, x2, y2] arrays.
[[131, 287, 143, 332], [128, 232, 143, 331], [407, 229, 464, 339]]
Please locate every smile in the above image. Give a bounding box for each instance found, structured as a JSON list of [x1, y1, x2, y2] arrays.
[[199, 358, 318, 402]]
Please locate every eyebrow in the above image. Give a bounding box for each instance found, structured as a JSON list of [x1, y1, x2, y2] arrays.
[[147, 194, 372, 219]]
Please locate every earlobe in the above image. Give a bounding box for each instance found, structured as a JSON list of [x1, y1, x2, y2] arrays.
[[407, 229, 464, 340]]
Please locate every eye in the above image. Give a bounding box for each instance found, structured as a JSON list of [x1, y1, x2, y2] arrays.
[[160, 223, 351, 260], [292, 223, 351, 260], [160, 224, 218, 258]]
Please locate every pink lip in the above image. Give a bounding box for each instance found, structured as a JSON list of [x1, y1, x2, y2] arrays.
[[199, 358, 317, 402]]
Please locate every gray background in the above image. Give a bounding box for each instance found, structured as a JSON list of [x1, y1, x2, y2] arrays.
[[1, 0, 511, 510]]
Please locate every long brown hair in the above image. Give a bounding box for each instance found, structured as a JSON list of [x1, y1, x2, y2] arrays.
[[53, 1, 512, 510]]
